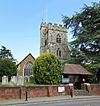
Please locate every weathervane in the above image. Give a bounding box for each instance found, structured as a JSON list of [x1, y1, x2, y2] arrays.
[[46, 8, 48, 23]]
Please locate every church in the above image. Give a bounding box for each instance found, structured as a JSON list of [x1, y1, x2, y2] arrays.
[[17, 22, 70, 77], [17, 22, 92, 87]]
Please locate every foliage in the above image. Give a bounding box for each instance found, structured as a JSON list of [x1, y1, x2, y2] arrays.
[[63, 2, 100, 64], [0, 46, 15, 61], [63, 2, 100, 83], [33, 53, 62, 85], [64, 45, 88, 65], [84, 64, 100, 83], [0, 58, 17, 80]]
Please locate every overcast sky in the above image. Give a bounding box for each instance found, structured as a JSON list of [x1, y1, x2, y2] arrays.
[[0, 0, 99, 62]]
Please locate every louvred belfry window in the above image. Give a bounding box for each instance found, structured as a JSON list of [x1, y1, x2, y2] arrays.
[[57, 48, 61, 57], [56, 34, 61, 43]]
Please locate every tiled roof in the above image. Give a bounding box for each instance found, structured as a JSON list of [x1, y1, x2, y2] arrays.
[[63, 64, 92, 75]]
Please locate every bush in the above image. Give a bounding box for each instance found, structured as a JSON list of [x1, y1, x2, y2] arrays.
[[33, 53, 62, 85]]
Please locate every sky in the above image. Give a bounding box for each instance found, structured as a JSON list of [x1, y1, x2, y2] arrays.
[[0, 0, 99, 62]]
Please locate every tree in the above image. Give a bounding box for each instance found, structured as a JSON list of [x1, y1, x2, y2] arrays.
[[0, 58, 17, 81], [63, 2, 100, 83], [33, 53, 62, 85], [63, 2, 100, 64], [65, 45, 88, 65], [84, 64, 100, 83], [0, 46, 14, 61]]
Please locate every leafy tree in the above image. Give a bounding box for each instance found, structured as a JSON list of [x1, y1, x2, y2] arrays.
[[65, 45, 88, 65], [63, 2, 100, 83], [0, 58, 17, 81], [33, 53, 62, 85], [63, 2, 100, 64], [0, 46, 14, 61], [84, 64, 100, 83]]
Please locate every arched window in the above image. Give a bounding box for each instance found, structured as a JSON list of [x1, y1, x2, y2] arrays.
[[56, 34, 61, 43], [24, 62, 33, 76], [57, 48, 61, 57], [45, 39, 48, 45]]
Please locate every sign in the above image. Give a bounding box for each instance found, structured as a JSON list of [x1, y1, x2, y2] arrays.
[[62, 78, 69, 83], [58, 86, 65, 93]]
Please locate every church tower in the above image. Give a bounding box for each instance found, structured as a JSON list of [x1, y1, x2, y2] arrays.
[[40, 22, 69, 62]]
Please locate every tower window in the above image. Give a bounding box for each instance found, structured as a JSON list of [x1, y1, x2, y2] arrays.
[[57, 48, 61, 57], [45, 39, 48, 45], [59, 50, 61, 57], [56, 34, 61, 43]]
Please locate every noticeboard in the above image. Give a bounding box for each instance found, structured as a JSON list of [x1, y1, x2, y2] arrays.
[[58, 86, 65, 93]]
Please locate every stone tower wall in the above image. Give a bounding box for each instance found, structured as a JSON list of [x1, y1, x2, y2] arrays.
[[40, 22, 70, 62]]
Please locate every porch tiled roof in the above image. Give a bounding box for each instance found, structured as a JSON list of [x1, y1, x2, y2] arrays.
[[63, 64, 92, 75]]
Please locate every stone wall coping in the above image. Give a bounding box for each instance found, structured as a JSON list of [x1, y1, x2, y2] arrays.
[[0, 85, 69, 88], [0, 86, 20, 88], [0, 86, 26, 88], [84, 83, 90, 86], [68, 83, 73, 86], [90, 84, 100, 85]]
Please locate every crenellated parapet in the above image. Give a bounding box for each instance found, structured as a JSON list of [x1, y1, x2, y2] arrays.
[[40, 22, 66, 32]]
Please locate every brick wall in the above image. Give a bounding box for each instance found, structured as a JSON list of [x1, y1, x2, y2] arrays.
[[0, 85, 69, 100], [90, 84, 100, 95], [27, 86, 48, 98], [78, 84, 100, 96], [0, 84, 100, 100], [0, 87, 21, 100]]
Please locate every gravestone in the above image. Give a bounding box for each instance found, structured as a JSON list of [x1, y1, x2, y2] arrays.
[[17, 76, 24, 85], [24, 76, 30, 82], [24, 76, 28, 82], [10, 76, 17, 84], [2, 76, 8, 84], [30, 76, 34, 83]]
